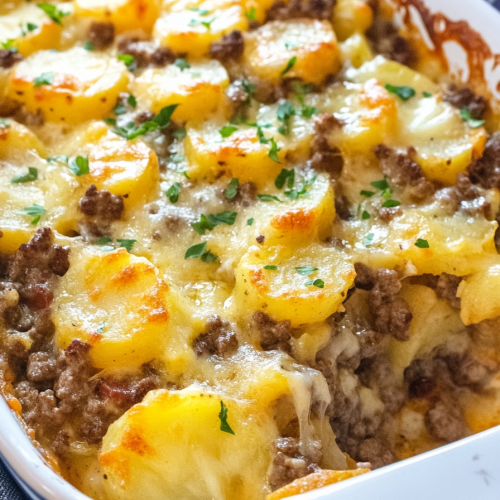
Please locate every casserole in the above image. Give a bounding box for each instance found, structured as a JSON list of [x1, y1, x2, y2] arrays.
[[0, 0, 500, 498]]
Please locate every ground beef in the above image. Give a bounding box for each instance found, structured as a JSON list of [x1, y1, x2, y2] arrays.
[[210, 30, 244, 62], [435, 273, 462, 309], [442, 351, 498, 388], [268, 437, 322, 491], [310, 114, 344, 178], [373, 145, 435, 201], [87, 22, 115, 50], [334, 191, 351, 221], [404, 358, 437, 399], [368, 268, 412, 341], [434, 173, 490, 217], [192, 315, 238, 357], [378, 206, 402, 223], [354, 262, 376, 290], [266, 0, 336, 21], [251, 312, 292, 354], [443, 84, 487, 120], [256, 235, 265, 244], [12, 107, 45, 127], [357, 437, 395, 469], [228, 181, 257, 207], [117, 38, 176, 68], [468, 132, 500, 189], [366, 20, 416, 66], [0, 49, 23, 69], [425, 399, 467, 443], [27, 352, 57, 385], [78, 185, 124, 240]]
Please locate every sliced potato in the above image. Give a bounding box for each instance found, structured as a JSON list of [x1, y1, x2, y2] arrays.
[[100, 387, 278, 500], [332, 0, 373, 42], [243, 19, 339, 85], [6, 48, 130, 124], [234, 243, 355, 327], [133, 60, 229, 122], [74, 0, 160, 34]]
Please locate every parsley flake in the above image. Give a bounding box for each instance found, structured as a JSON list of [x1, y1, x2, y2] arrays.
[[128, 94, 137, 108], [219, 401, 235, 435], [257, 194, 281, 202], [225, 178, 239, 199], [11, 167, 38, 184], [68, 156, 89, 176], [268, 137, 281, 163], [370, 178, 389, 191], [201, 250, 218, 262], [185, 241, 207, 259], [277, 100, 295, 135], [191, 211, 237, 234], [245, 7, 256, 19], [83, 42, 94, 51], [18, 204, 46, 225], [363, 232, 374, 246], [360, 190, 375, 198], [361, 210, 371, 220], [219, 125, 238, 138], [117, 239, 136, 252], [382, 199, 401, 208], [0, 40, 17, 51], [415, 238, 430, 249], [95, 236, 112, 246], [166, 182, 181, 203], [284, 176, 316, 200], [0, 119, 10, 128], [37, 3, 69, 26], [423, 91, 432, 98], [384, 84, 416, 101], [118, 54, 137, 71], [304, 278, 324, 288], [247, 218, 254, 225], [174, 58, 190, 71], [264, 265, 278, 271], [281, 56, 297, 76], [275, 168, 295, 189], [47, 155, 68, 164], [27, 23, 38, 32], [96, 322, 106, 334], [296, 266, 318, 276], [33, 71, 54, 87], [173, 127, 186, 139], [460, 107, 485, 128]]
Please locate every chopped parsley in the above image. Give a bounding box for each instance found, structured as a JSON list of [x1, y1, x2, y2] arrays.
[[384, 84, 416, 102], [361, 210, 371, 220], [370, 178, 390, 191], [263, 265, 278, 271], [118, 54, 137, 71], [247, 218, 254, 225], [0, 40, 17, 51], [360, 190, 375, 198], [225, 178, 239, 199], [423, 91, 433, 98], [241, 78, 257, 105], [33, 71, 54, 87], [11, 167, 38, 183], [95, 236, 112, 246], [173, 127, 186, 139], [268, 137, 281, 163], [189, 17, 215, 30], [277, 100, 295, 135], [166, 182, 181, 203], [281, 56, 297, 76], [257, 194, 281, 202], [415, 238, 430, 249], [219, 125, 238, 138], [18, 204, 45, 225], [284, 175, 316, 200], [219, 401, 235, 435], [26, 23, 39, 32], [47, 155, 68, 164], [382, 199, 401, 208], [460, 107, 485, 128], [295, 266, 318, 276], [304, 278, 324, 288], [257, 126, 270, 144], [245, 7, 256, 20], [117, 239, 136, 252], [0, 119, 10, 128], [83, 42, 94, 51], [37, 3, 69, 26], [111, 104, 178, 140], [284, 41, 300, 50], [128, 94, 137, 108], [96, 322, 106, 334], [275, 168, 295, 189], [185, 241, 217, 262], [363, 232, 374, 246], [174, 58, 190, 71], [191, 211, 237, 234], [68, 156, 89, 176]]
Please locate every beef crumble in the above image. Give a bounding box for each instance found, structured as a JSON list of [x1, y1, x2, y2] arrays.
[[87, 22, 115, 50], [309, 114, 344, 178], [251, 312, 292, 354], [210, 30, 244, 62], [117, 38, 176, 68], [78, 184, 124, 240], [468, 132, 500, 189], [192, 315, 238, 357], [0, 49, 23, 69], [443, 84, 487, 120], [266, 0, 336, 22]]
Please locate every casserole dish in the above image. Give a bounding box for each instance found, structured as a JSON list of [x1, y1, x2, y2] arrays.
[[2, 0, 500, 499]]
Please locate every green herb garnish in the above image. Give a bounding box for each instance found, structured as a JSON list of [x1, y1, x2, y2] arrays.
[[384, 84, 416, 102], [33, 71, 54, 87], [219, 125, 238, 138], [275, 168, 295, 189], [166, 182, 181, 203], [460, 107, 485, 128], [281, 56, 297, 76], [174, 58, 190, 71], [415, 238, 429, 248], [219, 401, 235, 435], [295, 266, 318, 276], [117, 239, 136, 252], [225, 178, 239, 199], [37, 3, 69, 26], [11, 167, 38, 183], [18, 204, 45, 225], [304, 278, 324, 288], [263, 265, 278, 271], [69, 156, 89, 176]]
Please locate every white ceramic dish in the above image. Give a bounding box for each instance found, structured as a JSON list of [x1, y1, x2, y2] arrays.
[[2, 1, 500, 499]]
